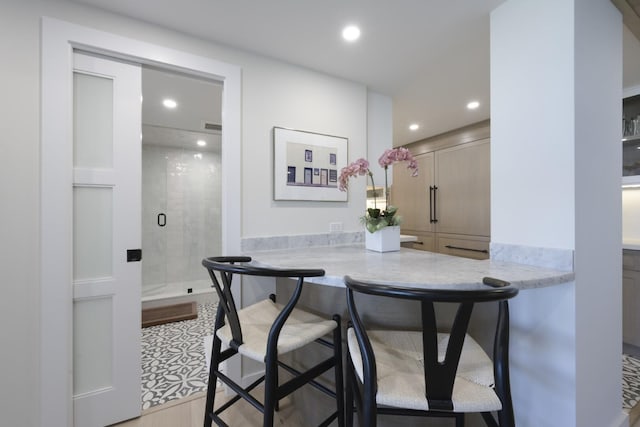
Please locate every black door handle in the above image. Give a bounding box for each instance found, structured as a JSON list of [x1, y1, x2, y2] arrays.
[[127, 249, 142, 262], [157, 213, 166, 227], [444, 245, 489, 254], [429, 185, 438, 223], [429, 186, 433, 223]]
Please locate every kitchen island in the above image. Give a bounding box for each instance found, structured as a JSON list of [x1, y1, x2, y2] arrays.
[[240, 243, 575, 426]]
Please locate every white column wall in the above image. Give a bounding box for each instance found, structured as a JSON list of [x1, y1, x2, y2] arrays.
[[574, 2, 622, 426], [492, 1, 623, 426], [491, 0, 575, 249]]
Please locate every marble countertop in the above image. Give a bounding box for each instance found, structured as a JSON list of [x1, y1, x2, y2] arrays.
[[246, 244, 574, 291]]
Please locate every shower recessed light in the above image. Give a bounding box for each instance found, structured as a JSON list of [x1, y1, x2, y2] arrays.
[[467, 101, 480, 110], [197, 140, 207, 147], [409, 124, 419, 131], [162, 98, 177, 109], [342, 25, 361, 42]]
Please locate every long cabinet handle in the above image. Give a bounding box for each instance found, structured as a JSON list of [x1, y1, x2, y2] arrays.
[[444, 245, 488, 254], [429, 186, 438, 223], [414, 241, 424, 245], [432, 186, 438, 223]]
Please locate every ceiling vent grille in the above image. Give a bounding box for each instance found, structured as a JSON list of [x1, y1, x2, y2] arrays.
[[203, 122, 222, 132]]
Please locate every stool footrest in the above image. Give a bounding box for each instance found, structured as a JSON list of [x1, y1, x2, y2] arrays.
[[277, 356, 335, 400]]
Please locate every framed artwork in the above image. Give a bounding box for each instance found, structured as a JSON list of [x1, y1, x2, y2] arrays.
[[273, 127, 348, 201]]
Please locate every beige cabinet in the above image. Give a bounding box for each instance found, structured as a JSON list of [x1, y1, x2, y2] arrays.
[[392, 152, 434, 232], [390, 126, 490, 259], [623, 250, 640, 347], [435, 140, 490, 237]]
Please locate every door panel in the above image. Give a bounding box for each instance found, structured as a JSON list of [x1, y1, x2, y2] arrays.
[[435, 139, 490, 236], [391, 152, 434, 232], [72, 52, 142, 427]]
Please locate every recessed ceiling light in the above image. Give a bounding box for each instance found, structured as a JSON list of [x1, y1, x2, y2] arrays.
[[467, 101, 480, 110], [409, 124, 420, 131], [197, 140, 207, 147], [162, 98, 177, 109], [342, 25, 361, 42]]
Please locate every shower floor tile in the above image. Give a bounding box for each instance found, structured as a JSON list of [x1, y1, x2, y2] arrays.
[[141, 302, 216, 410]]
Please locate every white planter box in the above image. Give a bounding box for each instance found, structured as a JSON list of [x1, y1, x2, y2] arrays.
[[365, 225, 401, 252]]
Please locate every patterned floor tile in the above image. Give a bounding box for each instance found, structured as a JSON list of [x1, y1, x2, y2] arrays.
[[624, 353, 640, 411], [141, 303, 215, 410]]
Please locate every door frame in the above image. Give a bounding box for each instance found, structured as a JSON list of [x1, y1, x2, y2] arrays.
[[41, 17, 241, 427]]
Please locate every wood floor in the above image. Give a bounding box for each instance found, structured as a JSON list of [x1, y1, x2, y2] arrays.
[[110, 388, 305, 427]]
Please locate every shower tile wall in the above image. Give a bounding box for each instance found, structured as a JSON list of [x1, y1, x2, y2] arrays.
[[142, 145, 221, 291]]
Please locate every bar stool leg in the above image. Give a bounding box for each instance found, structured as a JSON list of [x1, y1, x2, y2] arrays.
[[332, 315, 345, 427], [263, 349, 278, 427], [204, 334, 222, 427]]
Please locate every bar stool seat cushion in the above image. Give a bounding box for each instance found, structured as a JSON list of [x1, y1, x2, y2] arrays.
[[217, 299, 337, 362], [347, 328, 502, 413]]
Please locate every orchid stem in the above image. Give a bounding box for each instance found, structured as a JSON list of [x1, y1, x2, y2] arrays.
[[384, 166, 389, 208], [368, 171, 377, 209]]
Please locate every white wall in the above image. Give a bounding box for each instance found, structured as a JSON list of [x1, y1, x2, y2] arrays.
[[624, 188, 640, 242], [0, 0, 372, 425], [0, 3, 41, 427], [367, 91, 393, 190], [492, 1, 623, 426], [241, 59, 367, 237]]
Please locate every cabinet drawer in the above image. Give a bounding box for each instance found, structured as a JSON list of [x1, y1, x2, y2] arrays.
[[623, 249, 640, 271], [623, 270, 640, 347], [437, 237, 489, 260], [403, 232, 435, 252]]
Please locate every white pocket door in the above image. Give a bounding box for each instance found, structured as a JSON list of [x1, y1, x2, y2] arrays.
[[72, 51, 142, 427]]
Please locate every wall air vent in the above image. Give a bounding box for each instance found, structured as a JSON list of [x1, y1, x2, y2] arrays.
[[203, 122, 222, 132]]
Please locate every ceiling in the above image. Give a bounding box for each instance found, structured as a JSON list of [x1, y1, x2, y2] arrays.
[[72, 0, 639, 146], [141, 67, 222, 152]]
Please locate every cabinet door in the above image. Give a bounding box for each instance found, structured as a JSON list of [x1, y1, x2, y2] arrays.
[[435, 139, 490, 236], [623, 270, 640, 347], [391, 152, 434, 232]]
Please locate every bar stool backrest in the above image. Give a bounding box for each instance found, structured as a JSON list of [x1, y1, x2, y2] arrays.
[[344, 275, 519, 413], [202, 256, 325, 351]]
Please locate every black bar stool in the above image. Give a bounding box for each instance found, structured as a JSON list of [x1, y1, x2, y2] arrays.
[[344, 275, 519, 427], [202, 256, 345, 427]]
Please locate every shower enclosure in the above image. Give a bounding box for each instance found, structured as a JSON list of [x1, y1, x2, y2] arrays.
[[141, 141, 221, 304], [139, 66, 222, 306]]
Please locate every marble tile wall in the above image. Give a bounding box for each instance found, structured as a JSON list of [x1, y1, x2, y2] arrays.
[[241, 231, 363, 252], [142, 145, 222, 291]]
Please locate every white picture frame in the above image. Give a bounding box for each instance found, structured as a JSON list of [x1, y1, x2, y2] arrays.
[[273, 127, 348, 201]]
